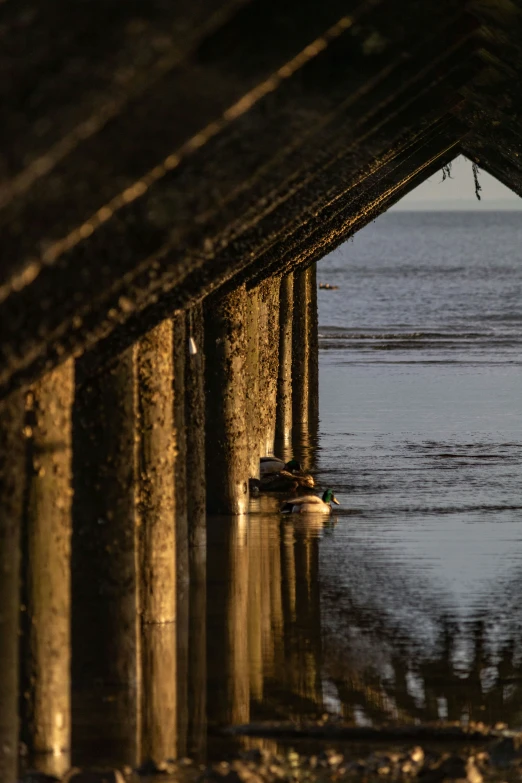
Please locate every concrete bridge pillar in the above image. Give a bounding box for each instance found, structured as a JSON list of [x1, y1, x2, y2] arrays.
[[0, 393, 25, 783], [21, 359, 74, 776], [182, 302, 207, 755], [185, 302, 206, 545], [308, 263, 320, 433], [204, 286, 249, 515], [291, 264, 319, 469], [72, 345, 140, 762], [245, 287, 261, 478], [172, 311, 189, 755], [136, 321, 177, 763], [73, 319, 181, 765], [275, 273, 294, 458], [258, 278, 280, 456]]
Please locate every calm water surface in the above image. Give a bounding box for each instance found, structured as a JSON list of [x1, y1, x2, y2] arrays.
[[207, 211, 522, 745], [316, 211, 522, 727]]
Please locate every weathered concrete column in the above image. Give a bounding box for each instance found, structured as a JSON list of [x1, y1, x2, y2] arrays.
[[22, 359, 74, 774], [258, 278, 280, 456], [291, 264, 319, 470], [136, 321, 177, 764], [275, 273, 294, 458], [308, 263, 320, 432], [184, 303, 207, 757], [173, 311, 189, 756], [204, 286, 249, 515], [292, 266, 312, 430], [185, 303, 206, 547], [73, 346, 139, 763], [245, 287, 261, 478], [0, 393, 25, 783]]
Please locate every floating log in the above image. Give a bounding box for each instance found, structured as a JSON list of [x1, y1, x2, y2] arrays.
[[221, 721, 518, 743]]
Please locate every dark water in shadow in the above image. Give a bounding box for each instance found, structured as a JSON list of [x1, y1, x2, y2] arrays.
[[61, 211, 522, 775]]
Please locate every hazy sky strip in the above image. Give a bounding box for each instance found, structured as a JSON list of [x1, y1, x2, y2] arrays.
[[394, 155, 522, 210]]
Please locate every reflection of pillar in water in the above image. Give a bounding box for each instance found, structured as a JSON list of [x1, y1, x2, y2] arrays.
[[207, 515, 250, 725], [260, 514, 274, 681], [275, 273, 294, 460], [248, 515, 263, 701], [281, 524, 296, 626], [269, 517, 285, 673], [188, 540, 207, 759], [204, 286, 249, 515], [293, 530, 322, 708], [21, 360, 74, 776], [0, 393, 25, 783], [73, 346, 140, 764], [173, 312, 189, 756], [137, 321, 177, 763], [245, 286, 261, 477]]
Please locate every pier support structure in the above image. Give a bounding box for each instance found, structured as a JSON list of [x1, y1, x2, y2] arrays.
[[173, 311, 189, 754], [0, 394, 25, 783], [22, 359, 74, 776], [185, 303, 206, 546], [72, 346, 140, 762], [275, 273, 294, 458], [245, 287, 261, 478], [291, 264, 319, 469], [136, 321, 177, 763], [73, 318, 183, 765], [257, 278, 280, 457], [204, 286, 249, 515]]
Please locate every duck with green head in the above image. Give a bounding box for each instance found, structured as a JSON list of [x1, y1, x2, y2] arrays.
[[280, 488, 340, 515]]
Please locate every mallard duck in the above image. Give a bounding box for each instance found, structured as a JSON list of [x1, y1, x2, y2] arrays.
[[281, 488, 340, 515], [259, 470, 314, 493], [260, 457, 303, 476]]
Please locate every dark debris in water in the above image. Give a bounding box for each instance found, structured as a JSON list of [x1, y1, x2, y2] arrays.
[[19, 729, 522, 783]]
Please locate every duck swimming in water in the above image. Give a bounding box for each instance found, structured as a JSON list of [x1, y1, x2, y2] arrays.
[[258, 470, 314, 493], [260, 456, 303, 476], [280, 488, 340, 515]]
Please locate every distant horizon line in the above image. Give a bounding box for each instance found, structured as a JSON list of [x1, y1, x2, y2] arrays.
[[393, 199, 522, 211]]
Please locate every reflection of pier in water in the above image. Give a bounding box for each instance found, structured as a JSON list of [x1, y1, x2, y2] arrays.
[[319, 540, 522, 729]]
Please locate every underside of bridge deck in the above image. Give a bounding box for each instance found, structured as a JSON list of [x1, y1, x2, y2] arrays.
[[0, 0, 521, 395]]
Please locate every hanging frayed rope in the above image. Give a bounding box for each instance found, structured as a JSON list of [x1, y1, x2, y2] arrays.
[[441, 162, 453, 182], [472, 162, 482, 201]]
